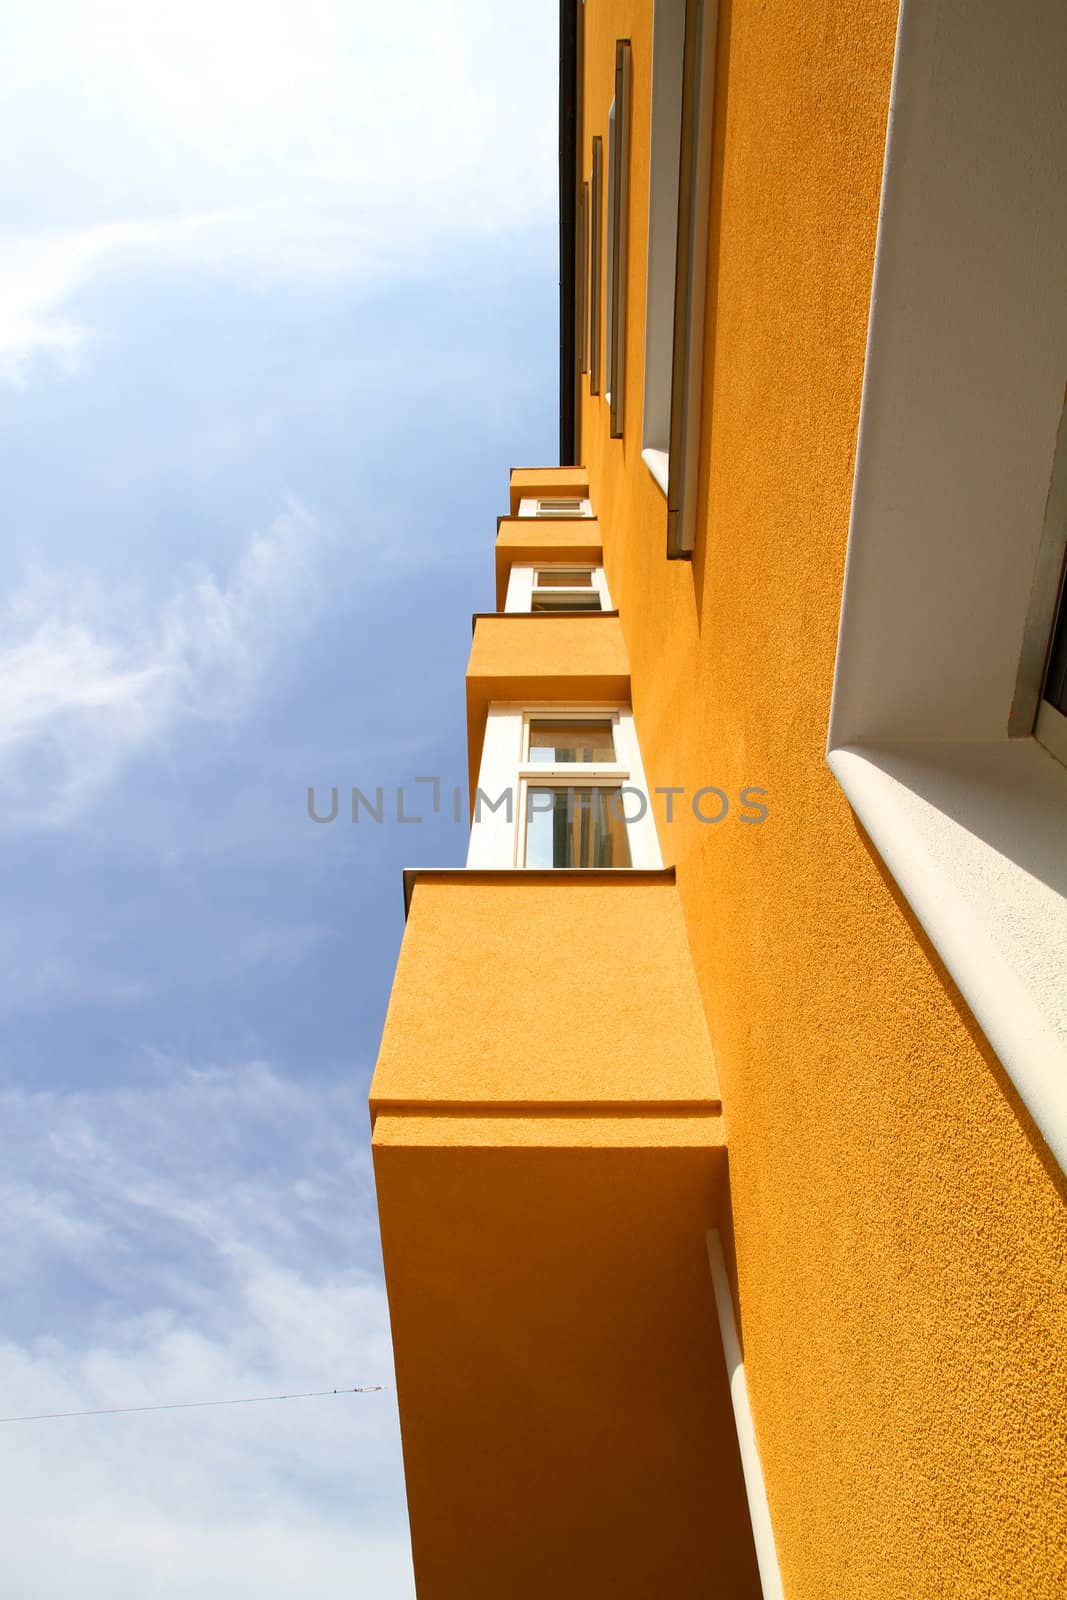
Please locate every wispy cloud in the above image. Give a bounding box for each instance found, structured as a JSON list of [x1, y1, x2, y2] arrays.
[[0, 498, 322, 824], [0, 0, 558, 380], [0, 1058, 413, 1597], [0, 215, 230, 384]]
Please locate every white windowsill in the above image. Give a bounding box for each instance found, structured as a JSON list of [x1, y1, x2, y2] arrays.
[[828, 739, 1067, 1172], [641, 447, 669, 497]]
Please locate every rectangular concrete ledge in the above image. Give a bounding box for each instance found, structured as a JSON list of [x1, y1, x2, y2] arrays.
[[508, 464, 589, 515], [471, 608, 620, 637], [402, 864, 674, 918]]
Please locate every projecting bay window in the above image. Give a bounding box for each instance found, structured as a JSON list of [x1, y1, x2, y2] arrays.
[[467, 707, 661, 869], [504, 565, 612, 613]]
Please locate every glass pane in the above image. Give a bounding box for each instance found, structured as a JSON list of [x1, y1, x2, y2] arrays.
[[536, 498, 584, 515], [531, 592, 602, 612], [524, 787, 632, 868], [535, 569, 594, 587], [528, 721, 616, 764]]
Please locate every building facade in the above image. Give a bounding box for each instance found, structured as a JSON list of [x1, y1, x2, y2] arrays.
[[371, 1, 1067, 1594]]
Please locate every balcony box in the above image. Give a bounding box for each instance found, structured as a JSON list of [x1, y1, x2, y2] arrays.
[[466, 612, 630, 800], [508, 464, 589, 515], [369, 871, 761, 1600], [495, 516, 604, 609]]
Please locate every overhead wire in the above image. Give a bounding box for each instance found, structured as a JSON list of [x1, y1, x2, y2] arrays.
[[0, 1385, 388, 1424]]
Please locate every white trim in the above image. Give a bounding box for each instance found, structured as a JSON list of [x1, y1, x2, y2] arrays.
[[706, 1231, 785, 1600], [516, 497, 594, 519], [467, 707, 524, 868], [642, 446, 670, 497], [504, 567, 535, 612], [504, 564, 612, 614], [468, 705, 662, 870], [829, 742, 1067, 1172], [826, 0, 1067, 1172]]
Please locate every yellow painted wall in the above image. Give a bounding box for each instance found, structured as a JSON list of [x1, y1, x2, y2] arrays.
[[373, 875, 719, 1112], [371, 876, 762, 1596], [494, 518, 604, 609], [580, 1, 1067, 1595], [509, 465, 589, 515], [466, 613, 629, 799]]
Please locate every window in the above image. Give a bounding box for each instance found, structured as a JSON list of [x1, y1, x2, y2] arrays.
[[1032, 414, 1067, 768], [516, 496, 594, 519], [504, 565, 612, 613], [606, 41, 632, 440], [467, 706, 661, 870], [532, 570, 602, 612], [577, 180, 589, 377], [605, 99, 615, 410], [590, 136, 603, 396], [642, 0, 719, 556], [523, 718, 631, 868], [1038, 575, 1067, 762]]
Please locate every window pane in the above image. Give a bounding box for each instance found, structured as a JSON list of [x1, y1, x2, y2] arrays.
[[531, 592, 602, 612], [535, 569, 594, 587], [524, 787, 633, 868], [528, 721, 616, 764], [536, 498, 584, 515]]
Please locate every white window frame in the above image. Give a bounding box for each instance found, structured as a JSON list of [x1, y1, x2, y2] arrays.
[[468, 704, 661, 870], [504, 564, 613, 614], [517, 496, 594, 519]]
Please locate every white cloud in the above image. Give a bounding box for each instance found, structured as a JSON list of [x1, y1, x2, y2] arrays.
[[0, 0, 559, 380], [0, 214, 231, 383], [0, 1059, 414, 1597], [0, 498, 322, 824]]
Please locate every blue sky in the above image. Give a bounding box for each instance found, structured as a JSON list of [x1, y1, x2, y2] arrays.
[[0, 3, 559, 1591]]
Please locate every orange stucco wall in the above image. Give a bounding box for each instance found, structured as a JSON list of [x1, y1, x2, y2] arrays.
[[374, 1131, 760, 1599], [580, 1, 1067, 1596], [466, 613, 629, 800], [373, 874, 719, 1112], [371, 875, 762, 1596], [494, 518, 604, 609], [508, 465, 589, 515]]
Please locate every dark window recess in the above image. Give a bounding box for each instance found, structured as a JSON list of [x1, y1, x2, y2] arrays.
[[1043, 561, 1067, 715]]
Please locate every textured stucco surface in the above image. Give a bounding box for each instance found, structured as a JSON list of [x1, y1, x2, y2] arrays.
[[508, 464, 589, 515], [369, 874, 755, 1598], [371, 877, 719, 1109], [580, 0, 1067, 1595], [494, 517, 604, 609], [465, 612, 629, 798], [374, 1133, 761, 1599]]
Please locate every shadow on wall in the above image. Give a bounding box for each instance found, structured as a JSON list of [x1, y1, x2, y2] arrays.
[[853, 809, 1067, 1203], [691, 0, 732, 635]]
